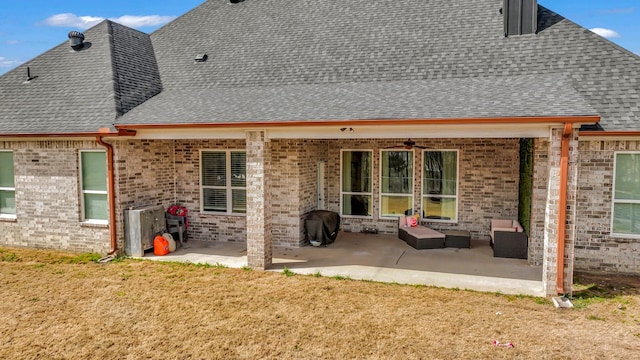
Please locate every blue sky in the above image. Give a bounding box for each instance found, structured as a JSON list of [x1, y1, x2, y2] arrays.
[[0, 0, 639, 75]]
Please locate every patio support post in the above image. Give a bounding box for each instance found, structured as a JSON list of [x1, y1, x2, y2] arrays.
[[542, 126, 578, 296], [245, 130, 273, 269]]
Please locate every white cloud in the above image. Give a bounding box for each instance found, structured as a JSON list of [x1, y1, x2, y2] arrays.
[[42, 13, 176, 30], [590, 27, 621, 39], [0, 56, 23, 68], [109, 15, 176, 28], [43, 13, 104, 29], [6, 40, 20, 45]]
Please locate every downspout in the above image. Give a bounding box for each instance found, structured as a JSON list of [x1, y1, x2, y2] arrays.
[[96, 136, 117, 255], [556, 123, 572, 294]]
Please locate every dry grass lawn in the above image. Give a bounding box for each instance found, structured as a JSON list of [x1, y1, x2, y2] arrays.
[[1, 246, 639, 359]]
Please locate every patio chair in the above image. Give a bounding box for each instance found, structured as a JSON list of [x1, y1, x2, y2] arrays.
[[490, 219, 527, 259], [398, 217, 445, 249]]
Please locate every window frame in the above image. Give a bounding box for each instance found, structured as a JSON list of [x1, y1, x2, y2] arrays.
[[611, 151, 640, 238], [379, 149, 415, 219], [421, 149, 459, 224], [79, 150, 108, 224], [340, 149, 374, 219], [0, 150, 16, 219], [200, 149, 247, 216]]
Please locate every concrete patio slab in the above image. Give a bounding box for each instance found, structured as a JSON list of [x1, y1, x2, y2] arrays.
[[144, 231, 545, 296]]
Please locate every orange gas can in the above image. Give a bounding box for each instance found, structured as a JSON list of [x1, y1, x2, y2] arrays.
[[153, 235, 169, 256]]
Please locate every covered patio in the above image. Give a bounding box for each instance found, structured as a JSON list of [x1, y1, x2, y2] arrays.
[[145, 232, 544, 296]]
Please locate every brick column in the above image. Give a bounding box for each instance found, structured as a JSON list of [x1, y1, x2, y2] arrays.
[[542, 128, 578, 295], [245, 131, 272, 269]]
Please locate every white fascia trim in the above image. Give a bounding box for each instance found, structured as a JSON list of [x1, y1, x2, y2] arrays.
[[130, 123, 556, 140]]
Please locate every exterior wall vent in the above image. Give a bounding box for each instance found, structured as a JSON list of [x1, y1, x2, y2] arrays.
[[68, 31, 85, 50], [195, 54, 208, 62], [503, 0, 538, 36]]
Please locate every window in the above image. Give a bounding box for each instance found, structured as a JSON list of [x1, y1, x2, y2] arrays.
[[423, 150, 458, 222], [380, 150, 413, 217], [80, 151, 108, 222], [612, 152, 640, 236], [0, 151, 16, 217], [201, 150, 246, 214], [341, 150, 372, 217]]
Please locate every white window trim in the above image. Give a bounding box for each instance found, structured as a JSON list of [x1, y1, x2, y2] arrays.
[[340, 149, 374, 219], [79, 150, 108, 225], [200, 149, 246, 216], [379, 149, 414, 219], [0, 150, 16, 219], [611, 151, 640, 238], [421, 149, 459, 224]]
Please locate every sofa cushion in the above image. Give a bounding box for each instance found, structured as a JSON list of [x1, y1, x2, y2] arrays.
[[490, 219, 523, 240], [491, 219, 514, 229], [404, 225, 446, 239]]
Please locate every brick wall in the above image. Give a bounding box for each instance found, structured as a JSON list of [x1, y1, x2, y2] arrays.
[[575, 140, 640, 273], [0, 141, 110, 253], [327, 138, 521, 240], [172, 139, 247, 243], [116, 138, 328, 247], [269, 139, 329, 246], [115, 139, 176, 250], [530, 138, 548, 266]]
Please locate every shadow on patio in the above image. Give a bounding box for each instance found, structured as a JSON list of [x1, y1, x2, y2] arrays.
[[145, 231, 544, 296]]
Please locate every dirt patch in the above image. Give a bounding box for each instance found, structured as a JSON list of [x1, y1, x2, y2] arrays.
[[1, 246, 639, 359], [574, 271, 640, 297]]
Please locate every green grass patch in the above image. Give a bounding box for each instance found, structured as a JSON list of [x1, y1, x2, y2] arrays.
[[534, 297, 551, 305], [283, 267, 295, 277], [55, 253, 102, 264], [0, 252, 20, 262], [332, 275, 351, 281]]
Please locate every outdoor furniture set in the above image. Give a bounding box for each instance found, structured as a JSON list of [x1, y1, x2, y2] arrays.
[[398, 217, 528, 259]]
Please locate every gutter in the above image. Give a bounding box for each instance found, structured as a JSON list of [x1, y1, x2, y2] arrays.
[[96, 136, 118, 255], [115, 115, 600, 130], [94, 128, 136, 255], [556, 123, 572, 294]]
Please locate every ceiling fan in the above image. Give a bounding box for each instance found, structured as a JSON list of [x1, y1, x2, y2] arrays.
[[385, 139, 427, 150]]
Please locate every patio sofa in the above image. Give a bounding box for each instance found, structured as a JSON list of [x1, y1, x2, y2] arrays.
[[490, 219, 528, 259], [398, 217, 445, 249]]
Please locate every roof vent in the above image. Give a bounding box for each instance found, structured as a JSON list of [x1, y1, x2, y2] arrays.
[[230, 0, 245, 3], [68, 31, 85, 50], [195, 54, 208, 62]]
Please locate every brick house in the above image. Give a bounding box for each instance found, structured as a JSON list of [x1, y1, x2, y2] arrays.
[[1, 0, 639, 296]]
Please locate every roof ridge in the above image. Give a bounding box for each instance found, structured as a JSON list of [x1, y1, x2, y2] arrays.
[[106, 21, 123, 118], [107, 21, 163, 119]]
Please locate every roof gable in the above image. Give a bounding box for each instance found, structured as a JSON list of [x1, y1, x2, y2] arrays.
[[0, 21, 161, 135]]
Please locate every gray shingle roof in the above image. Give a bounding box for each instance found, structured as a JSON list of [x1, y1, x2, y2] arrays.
[[121, 74, 596, 124], [118, 0, 637, 130], [3, 0, 640, 134], [0, 21, 160, 135]]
